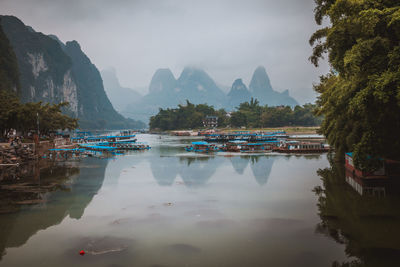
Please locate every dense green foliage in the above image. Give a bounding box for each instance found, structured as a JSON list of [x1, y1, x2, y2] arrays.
[[310, 0, 400, 170], [149, 101, 228, 130], [149, 99, 321, 130], [0, 19, 19, 94], [230, 98, 322, 128], [0, 90, 78, 137]]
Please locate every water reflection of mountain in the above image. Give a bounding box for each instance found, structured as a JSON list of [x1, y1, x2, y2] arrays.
[[180, 157, 224, 187], [230, 156, 249, 175], [150, 156, 223, 187], [314, 161, 400, 266], [103, 153, 144, 188], [150, 156, 180, 186], [249, 156, 274, 185], [151, 155, 275, 187], [0, 158, 108, 260]]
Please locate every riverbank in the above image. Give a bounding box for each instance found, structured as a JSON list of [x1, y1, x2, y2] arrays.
[[154, 126, 320, 136], [0, 143, 36, 165], [224, 126, 319, 135], [0, 137, 73, 165]]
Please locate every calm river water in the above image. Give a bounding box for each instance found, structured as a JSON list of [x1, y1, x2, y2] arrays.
[[1, 134, 399, 267]]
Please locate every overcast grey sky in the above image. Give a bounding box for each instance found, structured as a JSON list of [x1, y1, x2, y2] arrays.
[[0, 0, 329, 104]]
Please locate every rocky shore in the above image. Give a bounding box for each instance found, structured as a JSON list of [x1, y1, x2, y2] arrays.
[[0, 144, 37, 165]]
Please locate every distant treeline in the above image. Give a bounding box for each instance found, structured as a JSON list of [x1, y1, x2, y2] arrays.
[[149, 101, 229, 130], [149, 99, 322, 130]]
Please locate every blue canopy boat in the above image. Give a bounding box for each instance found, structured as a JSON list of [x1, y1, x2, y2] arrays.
[[185, 141, 220, 153]]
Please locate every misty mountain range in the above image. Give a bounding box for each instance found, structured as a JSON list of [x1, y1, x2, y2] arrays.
[[1, 15, 298, 128], [103, 66, 298, 122]]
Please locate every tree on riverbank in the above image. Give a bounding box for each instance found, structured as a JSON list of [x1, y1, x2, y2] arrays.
[[310, 0, 400, 170], [230, 99, 322, 128], [0, 90, 78, 138], [149, 101, 228, 130]]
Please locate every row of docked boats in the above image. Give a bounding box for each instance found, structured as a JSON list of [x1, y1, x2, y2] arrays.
[[45, 131, 151, 160], [185, 131, 329, 154], [203, 131, 287, 143], [77, 132, 150, 152]]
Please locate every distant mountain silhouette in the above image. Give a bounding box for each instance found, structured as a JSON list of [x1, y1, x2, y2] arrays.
[[149, 68, 177, 94], [124, 67, 227, 122], [176, 67, 227, 108], [101, 68, 142, 112], [249, 66, 298, 106], [227, 79, 252, 109], [124, 66, 298, 123]]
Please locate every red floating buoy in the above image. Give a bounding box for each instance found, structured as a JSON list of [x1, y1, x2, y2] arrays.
[[79, 250, 85, 256]]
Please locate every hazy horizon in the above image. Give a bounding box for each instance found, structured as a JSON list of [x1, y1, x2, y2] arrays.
[[0, 0, 329, 104]]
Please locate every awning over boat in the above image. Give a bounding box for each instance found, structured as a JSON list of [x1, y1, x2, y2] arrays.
[[192, 141, 210, 145]]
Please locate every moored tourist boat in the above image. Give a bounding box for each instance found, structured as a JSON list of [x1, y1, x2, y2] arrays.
[[185, 141, 220, 153], [85, 134, 137, 144], [220, 140, 247, 152], [78, 143, 118, 152], [204, 132, 281, 143], [239, 142, 274, 153], [71, 131, 137, 144], [274, 141, 329, 153], [88, 141, 150, 151]]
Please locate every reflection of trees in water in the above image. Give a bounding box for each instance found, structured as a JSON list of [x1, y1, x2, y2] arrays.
[[156, 144, 183, 156], [0, 161, 79, 214], [179, 156, 212, 166], [0, 158, 108, 260], [314, 160, 400, 267], [282, 154, 322, 161]]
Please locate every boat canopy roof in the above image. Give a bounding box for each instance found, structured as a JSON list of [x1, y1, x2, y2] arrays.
[[192, 141, 210, 145], [244, 143, 267, 146], [80, 144, 115, 151], [49, 148, 84, 151], [228, 140, 247, 144], [86, 135, 136, 140]]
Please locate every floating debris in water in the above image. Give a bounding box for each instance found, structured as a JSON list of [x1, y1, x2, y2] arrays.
[[73, 236, 132, 256]]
